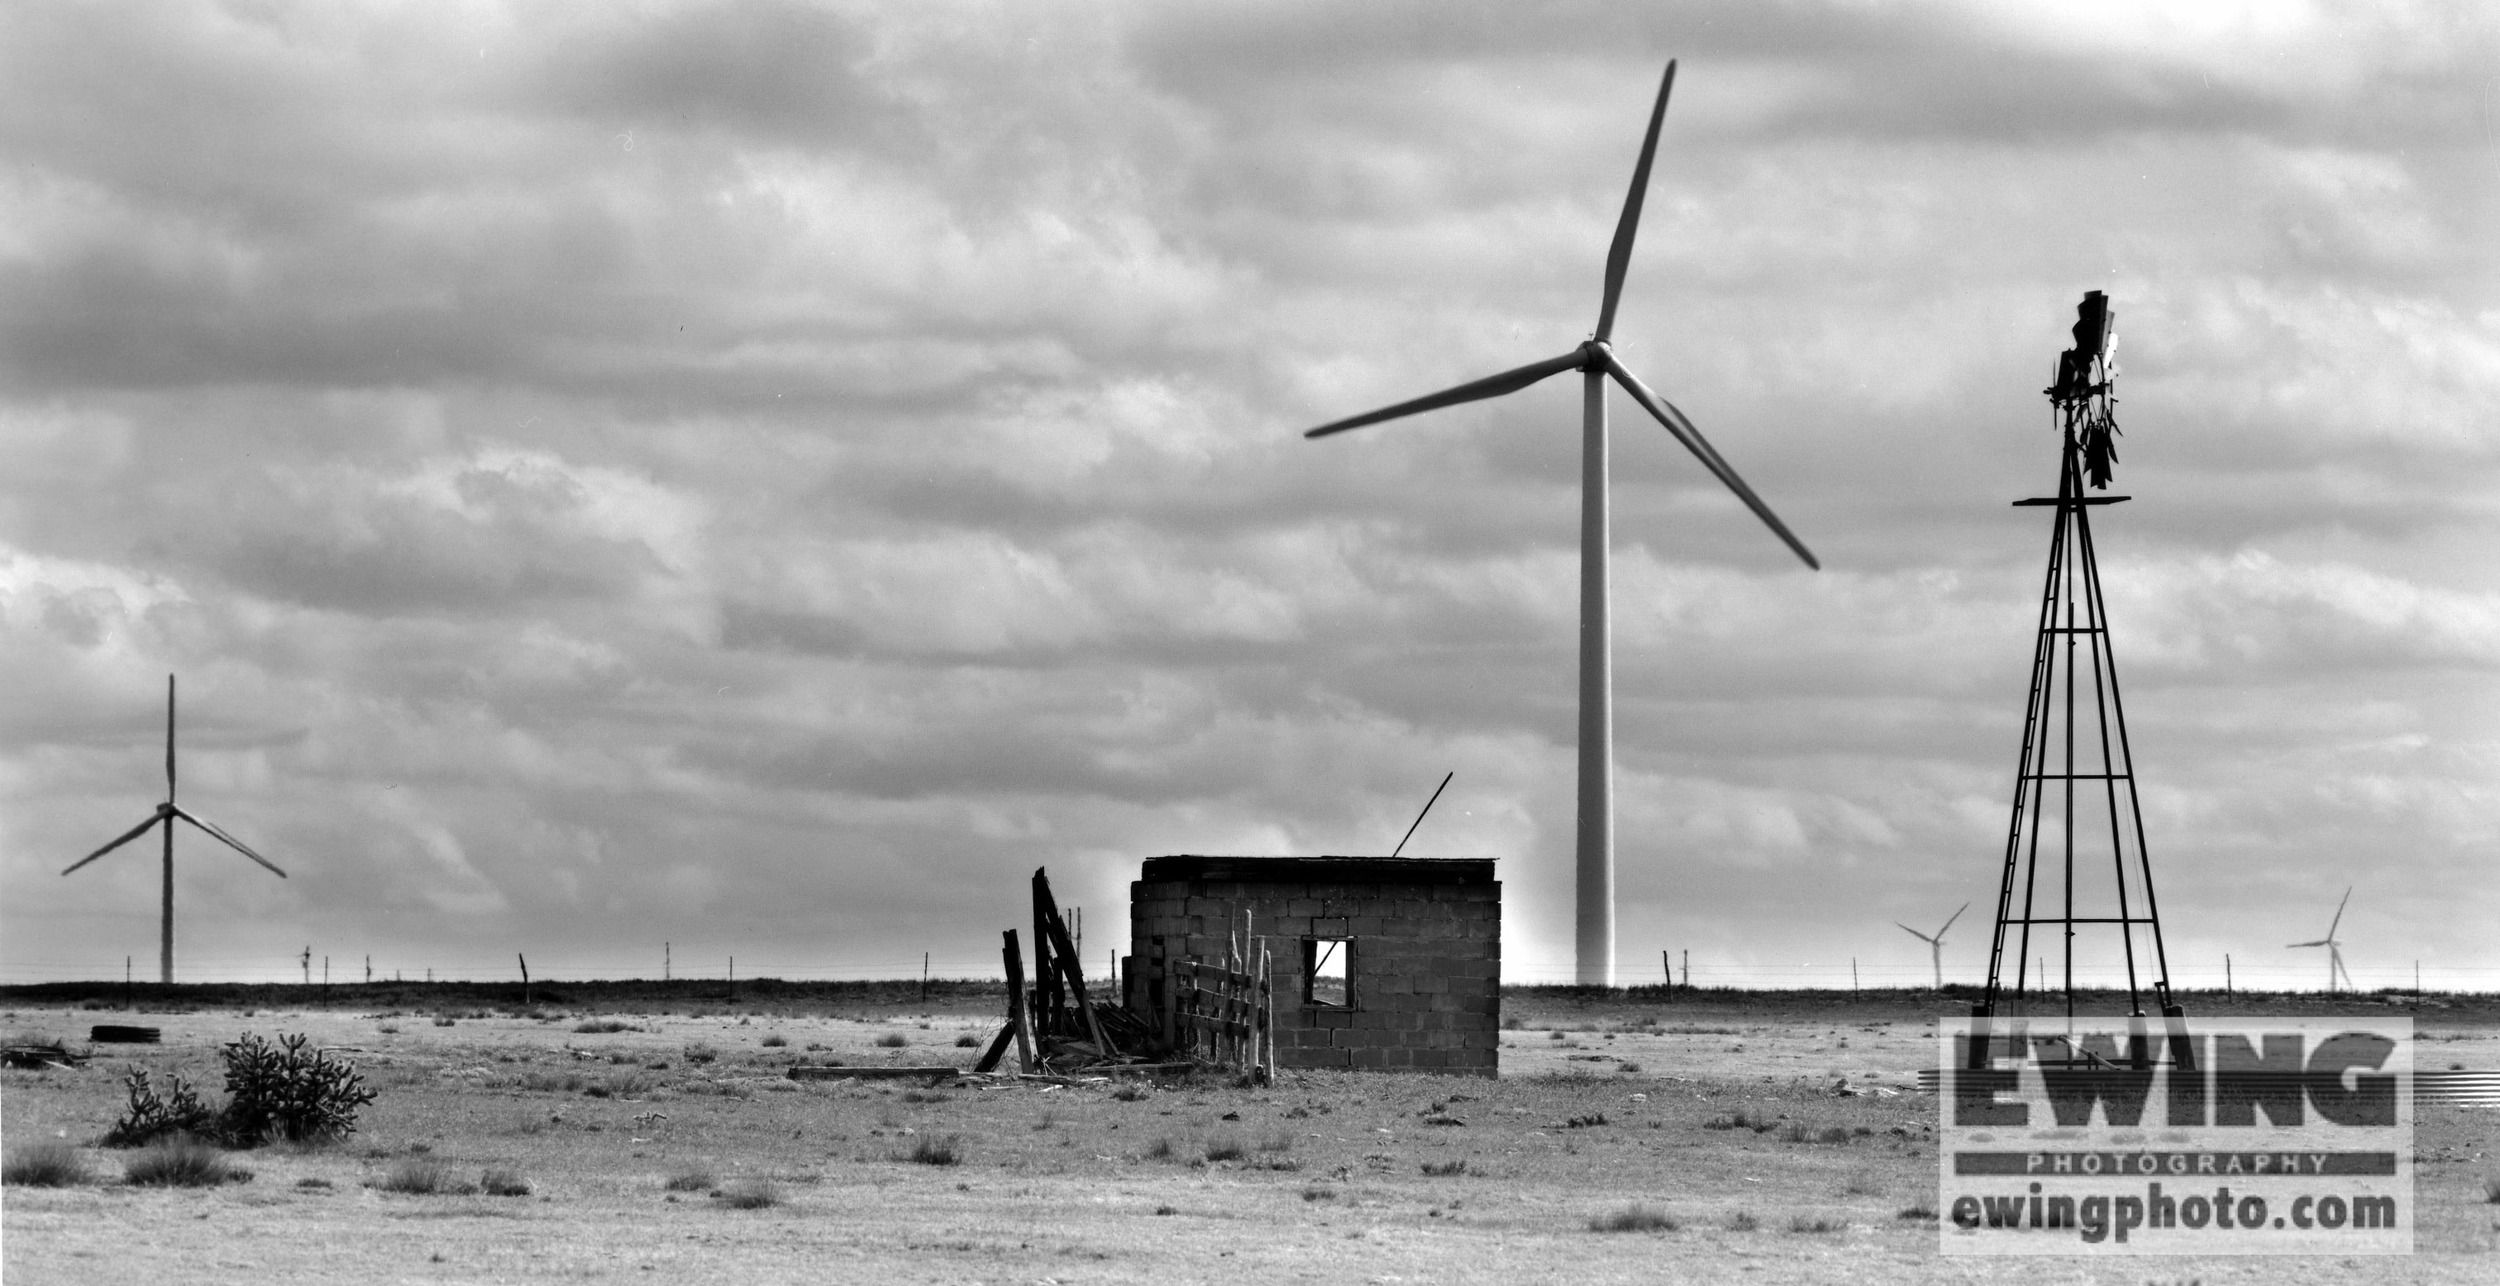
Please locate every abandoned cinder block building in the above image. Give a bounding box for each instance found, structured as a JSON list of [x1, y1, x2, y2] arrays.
[[1127, 856, 1501, 1075]]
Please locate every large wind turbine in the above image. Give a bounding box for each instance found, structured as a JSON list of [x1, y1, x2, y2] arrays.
[[1896, 902, 1969, 991], [2287, 886, 2355, 994], [62, 675, 288, 983], [1303, 60, 1818, 986]]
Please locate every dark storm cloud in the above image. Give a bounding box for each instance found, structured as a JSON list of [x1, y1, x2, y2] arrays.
[[1, 2, 2492, 987]]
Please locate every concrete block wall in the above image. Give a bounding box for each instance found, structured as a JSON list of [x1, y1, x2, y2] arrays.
[[1129, 856, 1500, 1077]]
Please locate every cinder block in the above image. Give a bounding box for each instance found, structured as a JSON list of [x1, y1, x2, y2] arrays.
[[1312, 917, 1348, 937], [1288, 1047, 1352, 1069], [1349, 1046, 1391, 1069], [1311, 1009, 1352, 1030], [1287, 897, 1322, 916]]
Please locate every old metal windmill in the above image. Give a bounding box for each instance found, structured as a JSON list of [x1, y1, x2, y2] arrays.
[[1973, 293, 2183, 1027], [62, 675, 288, 983]]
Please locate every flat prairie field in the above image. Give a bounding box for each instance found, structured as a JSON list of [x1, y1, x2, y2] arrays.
[[4, 986, 2495, 1285]]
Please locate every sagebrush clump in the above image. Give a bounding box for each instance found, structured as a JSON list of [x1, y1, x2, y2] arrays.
[[105, 1031, 378, 1149]]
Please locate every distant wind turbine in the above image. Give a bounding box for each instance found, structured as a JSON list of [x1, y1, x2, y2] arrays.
[[2287, 886, 2355, 994], [1896, 902, 1969, 990], [1303, 60, 1819, 986], [62, 675, 288, 983]]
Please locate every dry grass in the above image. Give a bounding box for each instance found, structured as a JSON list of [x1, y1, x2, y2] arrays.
[[1589, 1204, 1679, 1233], [3, 1139, 90, 1187], [123, 1136, 244, 1187], [1786, 1214, 1847, 1234], [873, 1032, 909, 1048], [905, 1134, 961, 1166], [479, 1167, 532, 1196], [713, 1178, 780, 1209], [572, 1019, 635, 1034], [3, 993, 2491, 1282], [376, 1156, 474, 1195]]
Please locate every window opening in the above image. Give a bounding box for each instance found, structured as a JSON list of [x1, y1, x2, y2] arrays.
[[1306, 937, 1351, 1008]]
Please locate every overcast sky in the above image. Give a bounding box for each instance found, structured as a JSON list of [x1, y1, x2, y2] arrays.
[[3, 1, 2492, 991]]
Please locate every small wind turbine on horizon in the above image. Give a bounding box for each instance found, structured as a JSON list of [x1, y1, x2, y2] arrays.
[[2287, 886, 2355, 994], [1896, 902, 1968, 991], [1302, 60, 1819, 986], [61, 675, 288, 984]]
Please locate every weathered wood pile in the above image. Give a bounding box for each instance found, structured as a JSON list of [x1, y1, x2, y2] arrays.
[[2, 1041, 91, 1070], [968, 867, 1159, 1075]]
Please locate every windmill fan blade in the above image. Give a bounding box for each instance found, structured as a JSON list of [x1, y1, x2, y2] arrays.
[[1895, 923, 1933, 943], [62, 813, 164, 876], [173, 806, 288, 878], [1937, 902, 1970, 937], [1598, 352, 1820, 569], [1304, 350, 1587, 438], [165, 673, 177, 803], [2326, 886, 2351, 940], [2287, 939, 2330, 948], [1594, 60, 1676, 345]]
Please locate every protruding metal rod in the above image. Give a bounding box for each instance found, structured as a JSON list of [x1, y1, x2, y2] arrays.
[[1390, 772, 1454, 859], [1574, 366, 1614, 986]]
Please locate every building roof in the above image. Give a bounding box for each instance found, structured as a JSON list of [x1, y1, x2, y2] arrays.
[[1138, 855, 1497, 886]]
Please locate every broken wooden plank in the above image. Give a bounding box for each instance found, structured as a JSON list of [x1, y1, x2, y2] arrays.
[[785, 1065, 963, 1081], [1031, 867, 1111, 1055], [1002, 928, 1034, 1073], [970, 1022, 1014, 1075]]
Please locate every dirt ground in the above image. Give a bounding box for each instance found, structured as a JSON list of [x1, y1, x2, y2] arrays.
[[5, 989, 2495, 1285]]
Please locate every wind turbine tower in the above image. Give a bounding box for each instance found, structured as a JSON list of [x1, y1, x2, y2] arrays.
[[62, 675, 288, 983], [1303, 60, 1819, 986], [1896, 902, 1969, 990], [2288, 887, 2355, 993]]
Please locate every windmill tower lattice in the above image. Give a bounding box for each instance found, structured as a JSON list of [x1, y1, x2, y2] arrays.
[[1974, 292, 2182, 1025]]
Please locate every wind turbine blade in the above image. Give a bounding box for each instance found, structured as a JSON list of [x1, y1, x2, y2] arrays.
[[172, 806, 288, 878], [2287, 939, 2330, 948], [1594, 60, 1676, 345], [2326, 886, 2350, 940], [62, 813, 164, 876], [165, 674, 177, 804], [1895, 923, 1935, 944], [1304, 350, 1587, 438], [1598, 352, 1821, 568], [1936, 901, 1970, 938]]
